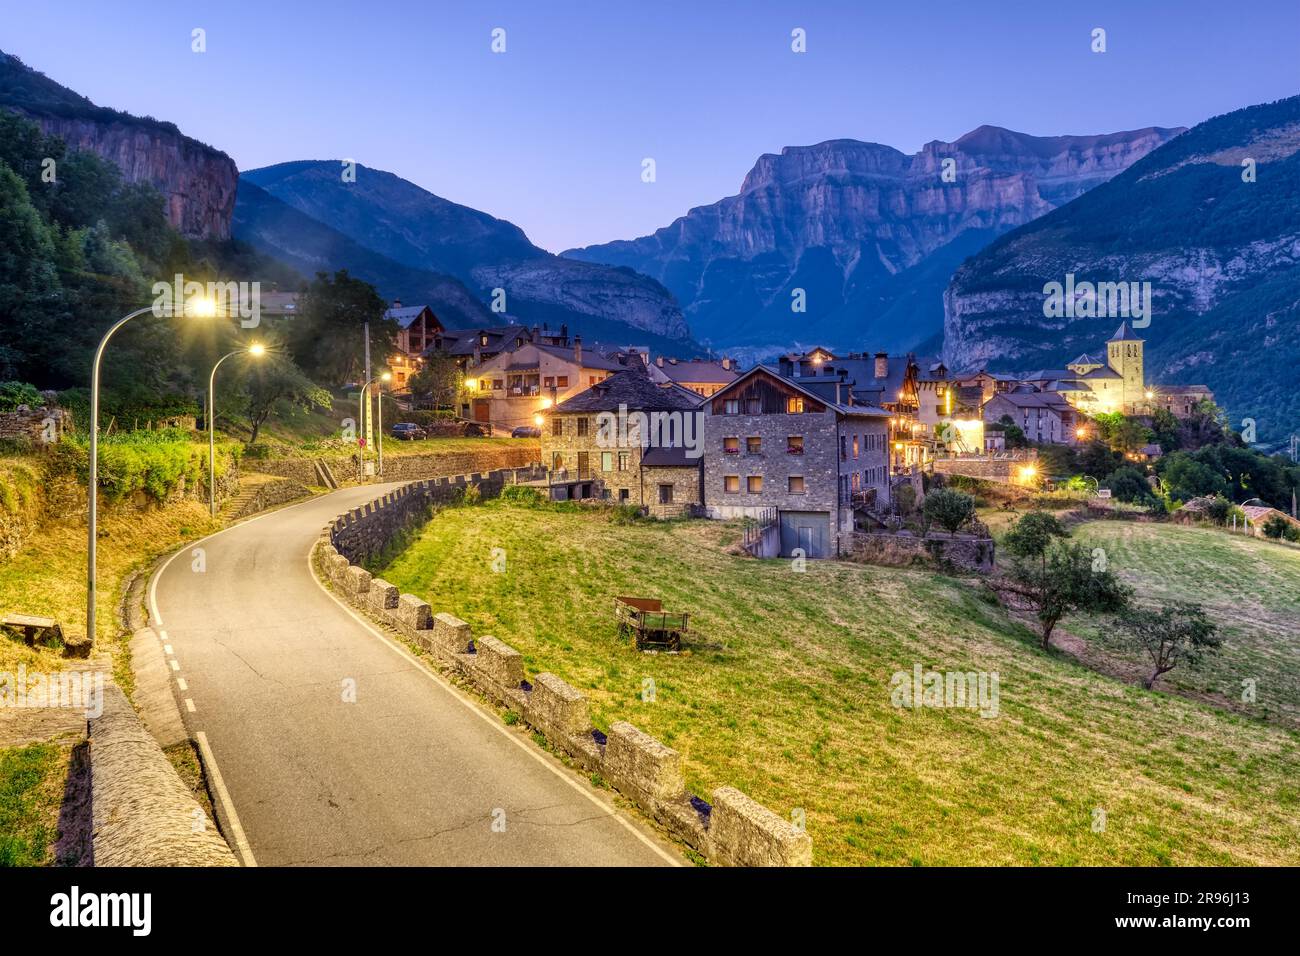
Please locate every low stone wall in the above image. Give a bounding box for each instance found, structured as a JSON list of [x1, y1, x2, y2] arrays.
[[89, 684, 237, 866], [248, 443, 541, 486], [843, 530, 995, 573], [0, 405, 67, 445], [318, 482, 812, 867], [933, 454, 1039, 486], [228, 475, 313, 520]]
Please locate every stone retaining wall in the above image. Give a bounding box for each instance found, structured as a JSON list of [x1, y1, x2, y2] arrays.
[[318, 480, 812, 867], [843, 530, 995, 572], [249, 443, 540, 486], [89, 685, 237, 866], [228, 476, 313, 520]]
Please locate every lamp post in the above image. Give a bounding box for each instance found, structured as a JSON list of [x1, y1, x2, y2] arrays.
[[359, 371, 391, 480], [88, 297, 220, 647], [208, 343, 266, 517]]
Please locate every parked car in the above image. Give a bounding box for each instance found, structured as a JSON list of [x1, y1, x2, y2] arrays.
[[511, 425, 541, 438], [391, 422, 426, 440]]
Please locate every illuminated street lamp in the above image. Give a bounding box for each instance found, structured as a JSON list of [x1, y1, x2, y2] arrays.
[[208, 343, 266, 517], [88, 296, 221, 647], [360, 371, 392, 479]]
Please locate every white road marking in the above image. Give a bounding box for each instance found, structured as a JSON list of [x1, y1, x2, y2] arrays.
[[306, 545, 684, 867], [195, 731, 258, 867], [164, 644, 174, 655], [158, 629, 168, 642], [176, 677, 188, 691], [170, 659, 180, 671], [184, 698, 196, 713]]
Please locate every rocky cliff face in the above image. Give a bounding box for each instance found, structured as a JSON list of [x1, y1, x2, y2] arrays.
[[565, 126, 1181, 353], [242, 161, 691, 342], [0, 50, 236, 239], [943, 95, 1300, 441]]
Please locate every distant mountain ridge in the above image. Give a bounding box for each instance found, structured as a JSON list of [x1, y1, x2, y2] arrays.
[[565, 125, 1182, 355], [238, 162, 692, 345], [0, 48, 237, 238], [943, 95, 1300, 441]]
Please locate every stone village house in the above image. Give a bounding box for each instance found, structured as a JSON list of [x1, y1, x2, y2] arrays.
[[538, 368, 705, 516], [702, 365, 891, 558], [465, 336, 626, 431]]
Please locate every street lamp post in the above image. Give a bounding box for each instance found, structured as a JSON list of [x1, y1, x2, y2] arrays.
[[207, 344, 265, 517], [358, 372, 391, 480], [88, 297, 220, 647]]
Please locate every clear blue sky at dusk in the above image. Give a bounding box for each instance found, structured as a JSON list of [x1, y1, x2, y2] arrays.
[[2, 0, 1297, 252]]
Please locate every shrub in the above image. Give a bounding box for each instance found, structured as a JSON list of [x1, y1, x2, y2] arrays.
[[1203, 496, 1232, 526], [1102, 466, 1155, 504], [922, 488, 976, 534], [460, 481, 482, 505], [0, 381, 42, 412], [499, 484, 545, 507], [1262, 515, 1290, 539]]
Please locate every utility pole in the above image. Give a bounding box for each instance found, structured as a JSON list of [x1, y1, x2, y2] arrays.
[[362, 320, 372, 476]]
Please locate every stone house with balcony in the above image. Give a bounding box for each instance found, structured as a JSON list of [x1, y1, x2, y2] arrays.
[[465, 336, 626, 431], [703, 366, 891, 558], [538, 368, 704, 515]]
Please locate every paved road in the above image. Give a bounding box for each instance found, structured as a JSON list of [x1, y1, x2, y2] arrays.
[[149, 483, 676, 866]]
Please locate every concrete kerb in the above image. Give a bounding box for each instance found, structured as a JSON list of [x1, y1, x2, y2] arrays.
[[313, 470, 812, 867]]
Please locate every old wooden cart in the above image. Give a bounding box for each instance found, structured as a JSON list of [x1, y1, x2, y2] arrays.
[[614, 596, 689, 651]]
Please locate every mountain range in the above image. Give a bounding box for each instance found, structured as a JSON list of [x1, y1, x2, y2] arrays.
[[944, 94, 1300, 441], [564, 126, 1182, 356]]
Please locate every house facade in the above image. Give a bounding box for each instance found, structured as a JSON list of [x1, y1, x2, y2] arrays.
[[539, 369, 704, 516], [702, 366, 890, 558], [383, 302, 443, 389], [464, 337, 626, 430], [983, 390, 1080, 445], [648, 356, 740, 397]]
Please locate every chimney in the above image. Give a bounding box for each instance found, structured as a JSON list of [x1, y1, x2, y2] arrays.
[[574, 335, 583, 367], [656, 356, 664, 368], [393, 299, 402, 309], [560, 323, 569, 345], [721, 358, 731, 370], [835, 381, 842, 405], [875, 352, 888, 379]]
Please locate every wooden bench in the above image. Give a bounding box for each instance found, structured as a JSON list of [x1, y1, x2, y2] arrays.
[[1, 613, 89, 658]]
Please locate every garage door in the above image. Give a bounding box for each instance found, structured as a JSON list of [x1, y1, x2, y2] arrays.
[[779, 511, 830, 559]]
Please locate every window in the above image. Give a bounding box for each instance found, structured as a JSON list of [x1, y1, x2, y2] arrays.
[[788, 476, 805, 494], [853, 435, 860, 459], [492, 379, 503, 390], [576, 451, 590, 477], [576, 417, 589, 437], [551, 418, 563, 437], [618, 452, 628, 471], [552, 452, 563, 472], [723, 436, 740, 454], [724, 475, 740, 493], [724, 399, 740, 415], [746, 436, 761, 454], [543, 376, 555, 388], [747, 475, 763, 494], [479, 334, 489, 347], [840, 435, 847, 460], [852, 472, 861, 491], [619, 488, 629, 501], [786, 396, 804, 414], [601, 451, 613, 471], [746, 398, 761, 415], [788, 435, 804, 455], [589, 376, 598, 386], [658, 484, 674, 505], [557, 376, 569, 388]]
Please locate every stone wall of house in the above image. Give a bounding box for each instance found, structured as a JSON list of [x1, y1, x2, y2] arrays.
[[703, 407, 839, 519], [642, 465, 702, 515], [0, 406, 68, 445], [319, 484, 812, 867], [842, 530, 995, 572], [542, 413, 643, 500]]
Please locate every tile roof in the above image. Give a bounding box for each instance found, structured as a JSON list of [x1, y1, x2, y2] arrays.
[[551, 368, 702, 413]]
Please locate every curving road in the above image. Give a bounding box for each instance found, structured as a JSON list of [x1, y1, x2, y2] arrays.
[[149, 483, 677, 867]]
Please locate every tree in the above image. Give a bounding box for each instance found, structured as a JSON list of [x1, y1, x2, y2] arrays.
[[1103, 465, 1155, 504], [290, 270, 395, 386], [997, 415, 1027, 448], [233, 353, 332, 445], [922, 488, 976, 534], [1003, 511, 1070, 569], [1117, 602, 1221, 690], [408, 351, 460, 408], [1005, 541, 1130, 650], [1261, 515, 1290, 539], [1149, 408, 1182, 453]]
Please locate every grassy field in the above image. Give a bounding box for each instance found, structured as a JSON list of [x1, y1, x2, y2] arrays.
[[0, 742, 71, 866], [1070, 521, 1300, 727], [374, 499, 1300, 866]]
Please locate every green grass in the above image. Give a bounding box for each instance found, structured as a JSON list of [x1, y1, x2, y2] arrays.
[[1070, 521, 1300, 726], [374, 500, 1300, 866], [0, 742, 69, 866]]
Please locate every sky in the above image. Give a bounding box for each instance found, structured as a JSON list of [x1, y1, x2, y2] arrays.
[[2, 0, 1298, 252]]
